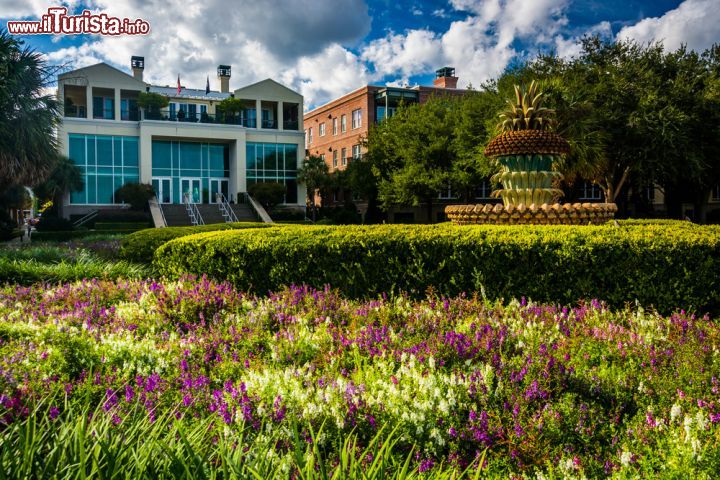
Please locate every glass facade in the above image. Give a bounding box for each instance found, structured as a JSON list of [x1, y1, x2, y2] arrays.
[[69, 134, 139, 204], [246, 142, 298, 203], [151, 140, 230, 204]]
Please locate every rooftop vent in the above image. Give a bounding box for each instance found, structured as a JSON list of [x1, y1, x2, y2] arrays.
[[433, 67, 458, 89], [217, 65, 231, 93], [131, 56, 144, 81]]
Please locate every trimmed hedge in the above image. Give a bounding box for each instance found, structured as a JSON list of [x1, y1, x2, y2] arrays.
[[95, 222, 151, 231], [119, 222, 270, 263], [31, 230, 133, 242], [154, 222, 720, 313]]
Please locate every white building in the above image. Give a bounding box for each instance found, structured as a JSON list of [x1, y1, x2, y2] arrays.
[[57, 56, 304, 220]]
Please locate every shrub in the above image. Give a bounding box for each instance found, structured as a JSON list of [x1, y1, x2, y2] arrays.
[[119, 222, 270, 264], [114, 183, 155, 211], [154, 221, 720, 312], [35, 215, 74, 232], [248, 182, 286, 211]]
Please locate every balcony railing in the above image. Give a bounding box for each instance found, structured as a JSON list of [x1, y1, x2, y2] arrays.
[[261, 119, 277, 129], [283, 119, 299, 131], [93, 109, 115, 120], [142, 109, 257, 127], [121, 109, 140, 121], [64, 105, 86, 118]]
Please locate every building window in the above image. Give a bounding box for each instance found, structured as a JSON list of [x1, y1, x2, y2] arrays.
[[92, 96, 114, 120], [151, 140, 230, 204], [308, 127, 313, 144], [320, 153, 325, 163], [246, 142, 298, 204], [69, 134, 139, 204], [712, 184, 720, 202], [341, 114, 347, 133], [341, 147, 347, 166], [475, 180, 493, 200], [579, 181, 603, 201], [332, 150, 338, 168], [351, 109, 362, 129], [352, 144, 361, 160], [332, 118, 338, 135], [319, 122, 326, 136], [438, 183, 455, 200], [645, 185, 656, 203]]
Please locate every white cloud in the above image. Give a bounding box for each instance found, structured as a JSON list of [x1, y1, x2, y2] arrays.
[[554, 20, 612, 59], [361, 29, 443, 79], [432, 9, 448, 18], [617, 0, 720, 51]]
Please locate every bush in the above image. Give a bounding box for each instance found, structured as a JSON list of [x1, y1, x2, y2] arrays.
[[154, 221, 720, 312], [248, 182, 286, 211], [94, 222, 150, 231], [114, 183, 155, 211], [119, 222, 270, 264], [35, 215, 74, 232], [31, 230, 132, 242]]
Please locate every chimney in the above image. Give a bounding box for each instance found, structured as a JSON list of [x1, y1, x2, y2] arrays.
[[131, 56, 144, 81], [217, 65, 231, 93], [433, 67, 458, 89]]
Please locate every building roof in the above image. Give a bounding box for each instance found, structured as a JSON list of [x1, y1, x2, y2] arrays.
[[148, 85, 231, 101]]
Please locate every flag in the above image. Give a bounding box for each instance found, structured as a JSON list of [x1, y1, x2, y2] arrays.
[[206, 76, 210, 95], [177, 75, 181, 95]]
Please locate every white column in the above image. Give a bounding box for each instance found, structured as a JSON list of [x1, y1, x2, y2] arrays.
[[86, 85, 93, 119], [255, 99, 261, 129], [114, 88, 121, 121], [57, 82, 65, 118], [278, 101, 284, 131], [139, 128, 152, 184]]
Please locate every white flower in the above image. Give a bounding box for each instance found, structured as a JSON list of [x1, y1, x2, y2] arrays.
[[670, 404, 682, 422], [620, 450, 633, 466]]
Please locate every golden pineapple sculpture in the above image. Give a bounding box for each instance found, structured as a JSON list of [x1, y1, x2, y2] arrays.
[[446, 81, 617, 225]]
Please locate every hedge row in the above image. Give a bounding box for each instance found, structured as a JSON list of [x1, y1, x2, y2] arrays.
[[119, 222, 270, 263], [31, 230, 135, 242], [154, 222, 720, 313]]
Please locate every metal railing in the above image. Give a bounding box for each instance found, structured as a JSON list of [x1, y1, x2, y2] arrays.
[[240, 192, 273, 224], [64, 105, 86, 118], [183, 193, 204, 226], [215, 193, 239, 223], [72, 210, 98, 227], [142, 109, 256, 127], [148, 197, 167, 228]]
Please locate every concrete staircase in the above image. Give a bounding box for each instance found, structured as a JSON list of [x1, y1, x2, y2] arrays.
[[158, 202, 261, 227], [161, 204, 192, 227], [230, 203, 258, 222], [196, 204, 226, 225]]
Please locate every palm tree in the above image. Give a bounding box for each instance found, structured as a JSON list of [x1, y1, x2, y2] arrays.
[[297, 155, 329, 222], [34, 156, 83, 217], [0, 30, 61, 190]]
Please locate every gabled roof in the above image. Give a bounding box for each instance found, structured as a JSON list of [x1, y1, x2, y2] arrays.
[[233, 78, 302, 101], [58, 62, 146, 88]]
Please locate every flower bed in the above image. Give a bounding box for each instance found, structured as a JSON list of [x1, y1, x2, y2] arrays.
[[0, 277, 718, 477]]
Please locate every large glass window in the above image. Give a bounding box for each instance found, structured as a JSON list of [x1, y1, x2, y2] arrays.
[[68, 134, 139, 204], [150, 140, 230, 204], [351, 109, 362, 129], [246, 142, 298, 204]]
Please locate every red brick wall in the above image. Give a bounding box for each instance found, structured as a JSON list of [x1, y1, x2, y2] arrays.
[[304, 87, 380, 172]]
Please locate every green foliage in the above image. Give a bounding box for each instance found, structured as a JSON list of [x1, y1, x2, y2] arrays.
[[119, 222, 270, 263], [0, 31, 60, 190], [137, 91, 169, 114], [33, 156, 83, 205], [154, 221, 720, 313], [297, 155, 330, 221], [114, 183, 155, 211], [248, 182, 286, 210], [0, 248, 149, 284], [216, 97, 245, 122]]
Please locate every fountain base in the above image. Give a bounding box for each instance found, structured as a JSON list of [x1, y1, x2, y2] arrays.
[[445, 202, 617, 225]]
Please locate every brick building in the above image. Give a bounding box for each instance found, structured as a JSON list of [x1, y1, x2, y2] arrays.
[[303, 67, 469, 174]]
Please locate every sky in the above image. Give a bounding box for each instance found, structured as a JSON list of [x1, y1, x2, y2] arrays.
[[1, 0, 719, 110]]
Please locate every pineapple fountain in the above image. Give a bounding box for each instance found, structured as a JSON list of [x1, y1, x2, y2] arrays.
[[446, 81, 617, 225]]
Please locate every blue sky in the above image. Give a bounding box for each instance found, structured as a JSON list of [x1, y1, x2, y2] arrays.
[[2, 0, 717, 109]]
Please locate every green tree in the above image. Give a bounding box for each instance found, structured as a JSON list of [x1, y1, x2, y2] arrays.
[[297, 155, 329, 222], [248, 182, 286, 211], [0, 30, 61, 190], [34, 156, 83, 217], [216, 98, 245, 124], [137, 92, 169, 119]]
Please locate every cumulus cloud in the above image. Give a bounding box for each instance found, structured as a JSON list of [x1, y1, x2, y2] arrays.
[[554, 20, 612, 59], [617, 0, 720, 51]]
